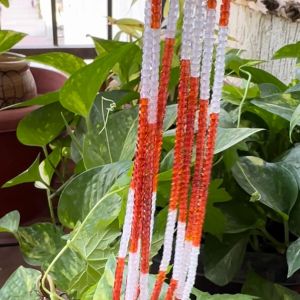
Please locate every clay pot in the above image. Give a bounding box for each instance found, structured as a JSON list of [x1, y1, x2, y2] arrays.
[[0, 53, 37, 108], [0, 66, 67, 225]]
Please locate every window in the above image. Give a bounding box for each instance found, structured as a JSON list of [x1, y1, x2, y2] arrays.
[[1, 0, 145, 57]]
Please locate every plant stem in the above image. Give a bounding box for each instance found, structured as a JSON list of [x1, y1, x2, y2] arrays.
[[42, 146, 65, 184], [47, 275, 60, 300], [49, 176, 75, 200], [46, 188, 56, 224], [260, 228, 285, 253], [237, 68, 252, 128], [284, 219, 290, 247], [41, 186, 127, 299]]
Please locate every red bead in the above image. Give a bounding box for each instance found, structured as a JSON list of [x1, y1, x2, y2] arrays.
[[207, 0, 217, 9], [186, 100, 209, 241], [113, 257, 125, 300], [151, 271, 166, 300], [169, 60, 190, 211], [178, 76, 199, 223], [165, 279, 178, 300], [151, 0, 162, 29]]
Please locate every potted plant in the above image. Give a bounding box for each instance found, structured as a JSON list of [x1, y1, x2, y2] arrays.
[[0, 28, 70, 226], [0, 2, 300, 298]]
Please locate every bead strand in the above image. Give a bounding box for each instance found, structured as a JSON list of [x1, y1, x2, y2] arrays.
[[181, 0, 230, 297], [182, 113, 219, 300]]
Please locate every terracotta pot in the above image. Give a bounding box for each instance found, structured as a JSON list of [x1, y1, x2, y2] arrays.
[[0, 66, 67, 226], [0, 53, 37, 108]]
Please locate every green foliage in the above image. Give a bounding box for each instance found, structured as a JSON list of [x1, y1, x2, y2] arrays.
[[3, 20, 300, 299], [0, 267, 41, 300], [287, 238, 300, 278], [204, 233, 249, 286], [0, 0, 9, 7], [58, 161, 131, 228], [60, 43, 139, 117], [0, 30, 25, 53], [17, 102, 74, 146], [273, 42, 300, 60], [2, 155, 41, 188], [0, 210, 20, 233], [27, 52, 86, 75], [192, 289, 256, 299], [242, 272, 300, 300], [232, 156, 298, 219]]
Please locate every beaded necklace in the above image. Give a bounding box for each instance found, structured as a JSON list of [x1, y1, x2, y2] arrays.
[[113, 0, 231, 299]]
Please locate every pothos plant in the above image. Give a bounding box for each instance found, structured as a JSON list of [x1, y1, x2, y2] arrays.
[[1, 3, 300, 299]]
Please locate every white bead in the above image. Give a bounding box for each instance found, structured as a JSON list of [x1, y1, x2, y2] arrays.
[[172, 221, 186, 280], [140, 272, 149, 300], [166, 0, 179, 38], [211, 26, 229, 113], [200, 9, 216, 100], [181, 0, 196, 60], [118, 188, 135, 258], [182, 246, 200, 300], [125, 250, 140, 300], [160, 210, 177, 270], [176, 240, 193, 299]]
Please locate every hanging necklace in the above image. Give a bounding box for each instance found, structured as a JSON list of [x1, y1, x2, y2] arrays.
[[113, 0, 231, 299]]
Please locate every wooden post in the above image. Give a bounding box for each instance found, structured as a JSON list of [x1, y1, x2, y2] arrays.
[[228, 2, 300, 83]]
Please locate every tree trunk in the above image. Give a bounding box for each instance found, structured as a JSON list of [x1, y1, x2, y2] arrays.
[[229, 2, 300, 83]]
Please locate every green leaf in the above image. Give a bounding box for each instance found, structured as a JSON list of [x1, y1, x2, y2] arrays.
[[242, 271, 300, 300], [0, 91, 59, 111], [204, 179, 231, 238], [38, 147, 62, 187], [289, 104, 300, 141], [242, 67, 287, 91], [192, 288, 256, 299], [232, 156, 298, 219], [91, 37, 142, 84], [83, 96, 138, 168], [2, 155, 41, 188], [91, 37, 126, 57], [17, 223, 65, 266], [0, 30, 26, 53], [92, 255, 116, 300], [204, 233, 249, 286], [0, 266, 41, 300], [273, 42, 300, 60], [58, 161, 131, 228], [216, 200, 264, 234], [45, 248, 86, 296], [259, 83, 282, 98], [251, 95, 298, 122], [285, 84, 300, 94], [0, 0, 9, 7], [60, 43, 137, 116], [27, 52, 86, 75], [214, 128, 264, 154], [109, 17, 144, 39], [68, 222, 120, 297], [163, 127, 263, 159], [0, 210, 20, 233], [17, 102, 73, 146], [151, 207, 168, 257], [83, 95, 177, 168], [222, 84, 260, 106], [287, 238, 300, 278]]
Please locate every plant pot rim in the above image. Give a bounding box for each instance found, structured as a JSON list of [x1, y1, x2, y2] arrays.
[[0, 52, 28, 70]]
